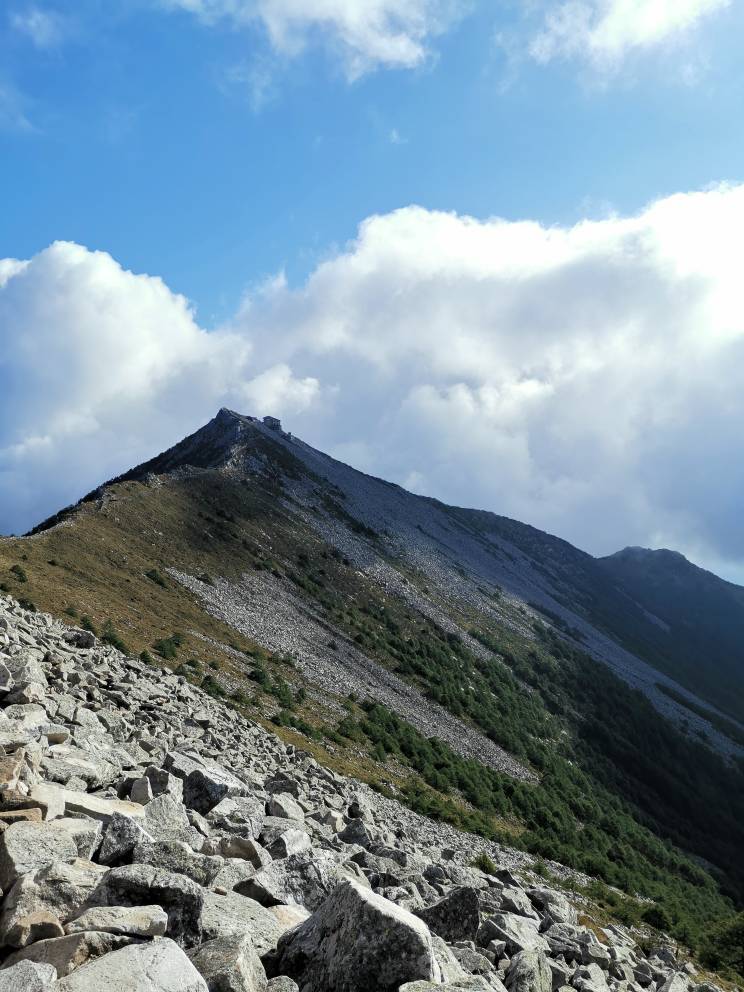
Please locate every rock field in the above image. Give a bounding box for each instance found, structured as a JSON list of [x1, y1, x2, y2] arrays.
[[0, 594, 722, 992]]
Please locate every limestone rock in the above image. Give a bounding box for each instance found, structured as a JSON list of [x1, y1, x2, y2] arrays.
[[189, 932, 268, 992], [0, 820, 78, 890], [0, 960, 57, 992], [64, 904, 168, 937], [273, 879, 441, 992], [53, 937, 209, 991], [505, 949, 553, 992], [90, 863, 204, 947], [3, 931, 134, 977]]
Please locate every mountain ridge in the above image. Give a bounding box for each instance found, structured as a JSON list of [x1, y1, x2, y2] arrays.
[[2, 409, 744, 952]]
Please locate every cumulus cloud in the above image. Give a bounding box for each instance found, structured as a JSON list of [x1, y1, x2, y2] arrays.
[[161, 0, 465, 77], [0, 242, 319, 533], [530, 0, 731, 68], [3, 187, 744, 580], [231, 185, 744, 577]]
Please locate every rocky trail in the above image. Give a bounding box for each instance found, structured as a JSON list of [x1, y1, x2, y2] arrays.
[[0, 594, 725, 992]]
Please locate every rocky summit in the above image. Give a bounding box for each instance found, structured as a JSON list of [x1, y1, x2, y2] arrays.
[[0, 595, 727, 992]]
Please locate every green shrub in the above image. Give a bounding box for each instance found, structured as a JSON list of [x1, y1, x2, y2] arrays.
[[153, 633, 184, 659], [10, 564, 28, 583], [145, 568, 167, 588], [101, 620, 130, 655], [80, 615, 97, 635], [201, 674, 226, 698], [699, 912, 744, 979], [472, 852, 498, 875]]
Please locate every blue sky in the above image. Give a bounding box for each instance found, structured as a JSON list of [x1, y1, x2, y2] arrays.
[[3, 0, 744, 581], [3, 0, 743, 321]]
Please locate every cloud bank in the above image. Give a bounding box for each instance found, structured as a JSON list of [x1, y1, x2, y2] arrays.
[[3, 185, 744, 579]]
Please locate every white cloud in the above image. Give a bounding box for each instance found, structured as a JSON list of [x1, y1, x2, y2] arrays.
[[4, 187, 744, 580], [161, 0, 465, 77], [10, 6, 66, 49], [530, 0, 731, 68], [231, 184, 744, 576], [0, 242, 321, 533]]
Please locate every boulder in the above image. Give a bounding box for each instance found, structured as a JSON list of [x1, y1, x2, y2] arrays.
[[200, 891, 285, 954], [64, 904, 168, 937], [97, 813, 154, 866], [528, 889, 578, 926], [0, 960, 57, 992], [89, 863, 204, 947], [416, 887, 483, 943], [268, 795, 304, 822], [237, 850, 351, 911], [0, 859, 107, 948], [0, 820, 78, 890], [3, 931, 133, 977], [188, 933, 267, 992], [165, 753, 249, 815], [505, 949, 553, 992], [132, 839, 223, 887], [272, 879, 441, 992], [52, 937, 209, 991]]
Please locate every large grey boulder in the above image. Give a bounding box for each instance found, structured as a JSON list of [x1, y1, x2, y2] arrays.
[[272, 879, 441, 992], [52, 937, 209, 991], [208, 797, 265, 838], [200, 891, 285, 954], [415, 887, 483, 943], [528, 888, 578, 926], [505, 949, 553, 992], [482, 913, 547, 954], [189, 933, 267, 992], [132, 839, 223, 887], [237, 850, 352, 911], [0, 960, 57, 992], [142, 794, 203, 847], [0, 859, 107, 947], [3, 931, 133, 977], [89, 863, 204, 947], [97, 812, 154, 866], [268, 794, 304, 822], [165, 753, 249, 815], [0, 821, 79, 890]]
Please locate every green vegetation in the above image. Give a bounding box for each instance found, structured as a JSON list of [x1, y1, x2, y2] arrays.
[[10, 564, 28, 583], [656, 683, 744, 748], [101, 620, 130, 655], [145, 568, 168, 588], [472, 852, 498, 875], [153, 632, 185, 660], [700, 913, 744, 979]]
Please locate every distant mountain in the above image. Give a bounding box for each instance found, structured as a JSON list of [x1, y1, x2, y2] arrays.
[[598, 546, 744, 723], [2, 408, 744, 942]]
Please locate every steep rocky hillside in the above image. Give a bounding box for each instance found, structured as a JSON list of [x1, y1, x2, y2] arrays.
[[1, 410, 743, 960], [0, 595, 741, 991]]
